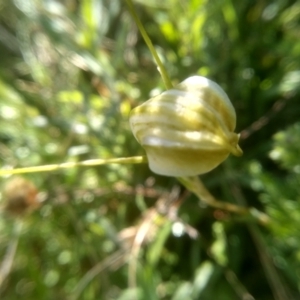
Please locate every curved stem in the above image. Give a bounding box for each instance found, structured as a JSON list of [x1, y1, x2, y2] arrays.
[[71, 250, 127, 300], [178, 176, 270, 225], [125, 0, 173, 90]]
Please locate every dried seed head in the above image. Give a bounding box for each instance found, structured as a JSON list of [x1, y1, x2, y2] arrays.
[[2, 177, 39, 216]]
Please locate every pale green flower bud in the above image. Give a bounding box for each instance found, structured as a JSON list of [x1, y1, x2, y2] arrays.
[[130, 76, 242, 176]]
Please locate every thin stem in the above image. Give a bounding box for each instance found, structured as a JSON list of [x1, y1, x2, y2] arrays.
[[0, 220, 23, 289], [230, 184, 292, 300], [71, 249, 127, 300], [125, 0, 173, 90], [249, 225, 293, 300], [224, 269, 255, 300], [0, 156, 147, 176], [178, 176, 270, 225]]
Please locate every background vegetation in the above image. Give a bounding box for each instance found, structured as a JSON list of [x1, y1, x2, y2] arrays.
[[0, 0, 300, 299]]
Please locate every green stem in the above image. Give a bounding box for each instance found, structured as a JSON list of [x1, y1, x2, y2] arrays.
[[0, 156, 147, 176], [125, 0, 173, 90], [178, 176, 270, 225]]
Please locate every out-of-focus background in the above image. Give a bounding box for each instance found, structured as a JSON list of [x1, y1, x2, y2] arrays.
[[0, 0, 300, 299]]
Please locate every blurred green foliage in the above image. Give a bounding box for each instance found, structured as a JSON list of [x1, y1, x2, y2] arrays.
[[0, 0, 300, 299]]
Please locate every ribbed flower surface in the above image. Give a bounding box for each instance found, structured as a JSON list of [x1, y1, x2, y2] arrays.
[[130, 76, 242, 176]]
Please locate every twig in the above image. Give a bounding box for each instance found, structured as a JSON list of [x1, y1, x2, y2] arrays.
[[0, 220, 23, 289], [70, 249, 127, 300], [225, 269, 255, 300], [240, 94, 293, 140]]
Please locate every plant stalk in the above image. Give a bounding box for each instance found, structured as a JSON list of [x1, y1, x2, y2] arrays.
[[125, 0, 173, 90], [0, 156, 147, 176]]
